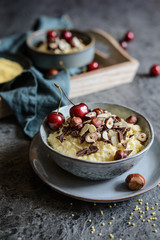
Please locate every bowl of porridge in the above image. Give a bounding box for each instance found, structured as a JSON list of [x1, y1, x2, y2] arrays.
[[26, 29, 95, 70], [40, 103, 154, 180]]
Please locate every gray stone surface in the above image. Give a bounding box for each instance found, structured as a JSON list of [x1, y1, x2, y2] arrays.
[[0, 0, 160, 239]]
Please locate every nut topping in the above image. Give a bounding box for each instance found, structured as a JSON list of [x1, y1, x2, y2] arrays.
[[85, 132, 98, 143], [126, 115, 137, 125], [137, 133, 147, 142], [91, 117, 102, 128], [111, 135, 119, 146], [114, 150, 126, 160], [105, 117, 114, 129], [102, 130, 109, 141], [79, 124, 89, 136], [70, 117, 82, 127], [85, 111, 96, 119], [93, 108, 104, 115], [89, 124, 97, 133], [125, 173, 145, 190]]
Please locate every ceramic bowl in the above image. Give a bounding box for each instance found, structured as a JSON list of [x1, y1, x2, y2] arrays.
[[40, 103, 154, 180], [26, 29, 95, 70]]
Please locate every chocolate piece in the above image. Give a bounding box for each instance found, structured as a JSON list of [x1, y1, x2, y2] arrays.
[[129, 134, 134, 138], [122, 142, 128, 149], [87, 145, 99, 155], [56, 133, 64, 143], [62, 126, 70, 135], [125, 150, 133, 156], [71, 130, 79, 138], [117, 130, 123, 142], [76, 148, 88, 156]]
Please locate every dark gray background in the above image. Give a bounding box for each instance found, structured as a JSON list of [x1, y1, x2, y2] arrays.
[[0, 0, 160, 239]]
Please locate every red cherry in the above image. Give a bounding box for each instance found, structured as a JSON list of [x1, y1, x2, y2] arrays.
[[87, 61, 99, 71], [70, 103, 89, 119], [62, 30, 72, 41], [47, 69, 58, 77], [47, 30, 57, 42], [120, 40, 128, 49], [150, 64, 160, 76], [125, 31, 135, 41], [47, 112, 65, 130]]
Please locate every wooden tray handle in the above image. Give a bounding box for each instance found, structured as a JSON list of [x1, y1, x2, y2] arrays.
[[87, 29, 138, 65]]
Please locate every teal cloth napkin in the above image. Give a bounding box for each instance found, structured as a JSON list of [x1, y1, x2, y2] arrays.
[[0, 15, 73, 138]]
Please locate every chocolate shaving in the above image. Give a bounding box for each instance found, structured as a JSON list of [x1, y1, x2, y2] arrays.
[[71, 130, 79, 138], [123, 131, 127, 140], [62, 126, 70, 135], [56, 133, 64, 143], [122, 142, 128, 149], [125, 150, 133, 156], [87, 145, 99, 155], [76, 148, 88, 156], [129, 134, 134, 138], [78, 136, 85, 144], [126, 127, 131, 132], [117, 130, 123, 142]]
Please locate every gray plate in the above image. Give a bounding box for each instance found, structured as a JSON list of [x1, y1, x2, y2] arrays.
[[29, 133, 160, 203]]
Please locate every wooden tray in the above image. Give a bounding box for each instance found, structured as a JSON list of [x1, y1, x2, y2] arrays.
[[70, 29, 139, 98], [0, 29, 139, 119]]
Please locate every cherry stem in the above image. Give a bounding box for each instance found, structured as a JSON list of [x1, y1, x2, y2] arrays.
[[56, 84, 62, 114], [54, 83, 75, 106]]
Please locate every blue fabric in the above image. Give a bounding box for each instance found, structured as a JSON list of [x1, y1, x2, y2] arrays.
[[0, 15, 72, 138]]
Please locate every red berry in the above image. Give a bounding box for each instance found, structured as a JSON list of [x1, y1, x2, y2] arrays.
[[47, 69, 58, 77], [47, 112, 64, 130], [87, 61, 99, 71], [125, 31, 135, 41], [70, 103, 89, 119], [120, 40, 128, 49], [62, 30, 72, 41], [150, 64, 160, 76], [47, 30, 57, 42]]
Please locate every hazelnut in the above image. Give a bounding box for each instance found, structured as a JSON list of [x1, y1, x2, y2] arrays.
[[91, 117, 102, 128], [70, 117, 82, 127], [76, 123, 83, 130], [114, 150, 126, 160], [115, 115, 121, 122], [85, 112, 96, 119], [105, 117, 114, 129], [85, 132, 98, 143], [126, 115, 137, 124], [102, 130, 109, 141], [137, 133, 147, 142], [93, 108, 104, 115], [125, 173, 145, 190]]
